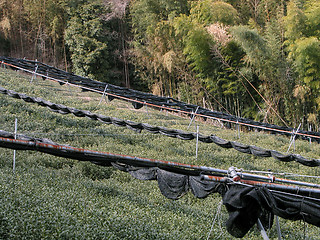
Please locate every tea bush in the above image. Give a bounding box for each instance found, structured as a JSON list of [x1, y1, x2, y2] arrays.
[[0, 68, 319, 239]]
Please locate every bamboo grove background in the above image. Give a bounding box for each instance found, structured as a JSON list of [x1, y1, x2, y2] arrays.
[[1, 0, 320, 129]]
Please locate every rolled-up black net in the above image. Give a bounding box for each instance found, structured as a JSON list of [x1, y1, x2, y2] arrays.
[[0, 131, 320, 238]]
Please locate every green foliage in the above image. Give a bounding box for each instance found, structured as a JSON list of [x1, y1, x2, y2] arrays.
[[79, 161, 113, 180], [305, 1, 320, 37], [284, 0, 320, 113], [65, 2, 111, 81], [130, 0, 192, 97], [2, 0, 320, 131], [130, 0, 189, 41], [231, 26, 268, 67], [181, 21, 216, 78], [293, 37, 320, 89], [230, 21, 292, 123], [190, 0, 239, 26], [284, 1, 308, 43]]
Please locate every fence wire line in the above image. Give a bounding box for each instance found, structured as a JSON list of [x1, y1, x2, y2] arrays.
[[1, 85, 320, 168], [2, 56, 320, 142]]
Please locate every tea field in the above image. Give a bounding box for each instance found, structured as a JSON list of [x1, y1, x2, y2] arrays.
[[0, 68, 320, 239]]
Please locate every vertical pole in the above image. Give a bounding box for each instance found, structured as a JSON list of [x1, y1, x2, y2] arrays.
[[257, 218, 270, 240], [188, 106, 199, 130], [237, 119, 240, 139], [309, 125, 312, 145], [275, 216, 282, 240], [196, 125, 199, 160], [13, 118, 18, 173], [66, 81, 73, 95], [144, 102, 149, 118], [99, 84, 109, 105], [30, 64, 38, 83], [287, 123, 301, 153]]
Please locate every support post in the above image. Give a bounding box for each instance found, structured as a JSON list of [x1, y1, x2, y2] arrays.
[[236, 119, 240, 139], [309, 125, 312, 145], [30, 63, 38, 83], [166, 100, 169, 116], [13, 118, 18, 173], [66, 81, 73, 95], [144, 101, 149, 118], [196, 125, 199, 160], [257, 218, 270, 240], [275, 216, 282, 240], [188, 106, 199, 130], [287, 123, 301, 153], [99, 84, 109, 105]]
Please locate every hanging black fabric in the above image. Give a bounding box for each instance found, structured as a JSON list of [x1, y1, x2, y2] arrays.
[[157, 169, 189, 199], [222, 185, 320, 238], [222, 185, 263, 238], [189, 176, 224, 198], [110, 162, 223, 200], [258, 187, 320, 228]]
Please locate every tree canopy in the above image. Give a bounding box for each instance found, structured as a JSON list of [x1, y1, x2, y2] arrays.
[[1, 0, 320, 128]]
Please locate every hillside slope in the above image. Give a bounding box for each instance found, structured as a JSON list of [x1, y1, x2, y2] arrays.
[[0, 68, 320, 239]]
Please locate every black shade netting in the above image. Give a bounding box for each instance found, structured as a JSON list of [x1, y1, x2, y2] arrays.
[[189, 175, 224, 198], [111, 162, 157, 180], [111, 163, 223, 200], [157, 168, 189, 199], [222, 185, 320, 238], [222, 185, 263, 238], [257, 187, 320, 228]]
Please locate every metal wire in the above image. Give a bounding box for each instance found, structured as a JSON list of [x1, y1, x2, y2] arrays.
[[206, 200, 223, 240], [241, 169, 320, 180]]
